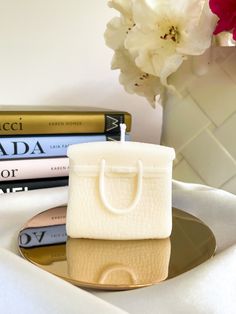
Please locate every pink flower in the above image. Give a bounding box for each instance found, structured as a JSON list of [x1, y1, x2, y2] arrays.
[[209, 0, 236, 40]]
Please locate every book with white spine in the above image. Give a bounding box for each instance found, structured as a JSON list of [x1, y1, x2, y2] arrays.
[[0, 157, 69, 181]]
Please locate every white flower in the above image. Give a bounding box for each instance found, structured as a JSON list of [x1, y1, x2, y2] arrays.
[[112, 48, 162, 106], [105, 0, 162, 105], [104, 0, 133, 50], [125, 0, 216, 87]]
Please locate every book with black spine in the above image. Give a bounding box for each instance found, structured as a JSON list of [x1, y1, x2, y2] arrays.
[[0, 177, 68, 194]]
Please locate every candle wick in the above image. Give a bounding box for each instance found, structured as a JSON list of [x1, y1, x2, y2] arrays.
[[120, 123, 127, 143]]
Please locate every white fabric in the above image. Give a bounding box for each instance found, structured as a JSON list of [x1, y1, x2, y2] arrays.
[[0, 249, 126, 314], [0, 181, 236, 313]]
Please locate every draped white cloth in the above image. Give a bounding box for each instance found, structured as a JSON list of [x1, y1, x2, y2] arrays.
[[0, 181, 236, 314]]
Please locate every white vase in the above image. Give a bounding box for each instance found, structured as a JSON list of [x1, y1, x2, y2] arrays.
[[161, 46, 236, 194]]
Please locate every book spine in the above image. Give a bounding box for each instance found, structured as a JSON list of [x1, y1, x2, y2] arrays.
[[0, 177, 68, 194], [0, 112, 131, 135], [19, 225, 67, 248], [0, 134, 130, 160], [0, 158, 69, 181]]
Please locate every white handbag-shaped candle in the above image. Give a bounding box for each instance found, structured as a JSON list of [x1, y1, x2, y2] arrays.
[[66, 125, 175, 240]]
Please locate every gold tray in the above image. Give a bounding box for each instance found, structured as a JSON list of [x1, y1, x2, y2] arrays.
[[18, 206, 216, 291]]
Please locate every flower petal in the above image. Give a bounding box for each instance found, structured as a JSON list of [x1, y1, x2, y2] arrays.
[[149, 0, 206, 16], [158, 53, 186, 87], [233, 27, 236, 41], [125, 26, 168, 76], [112, 49, 162, 106], [105, 17, 132, 50], [209, 0, 236, 39], [108, 0, 132, 18], [132, 0, 158, 28], [178, 2, 217, 55]]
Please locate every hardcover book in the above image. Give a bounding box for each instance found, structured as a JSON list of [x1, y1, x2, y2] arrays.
[[0, 157, 69, 181], [0, 134, 130, 159], [0, 177, 68, 194], [19, 224, 67, 248], [0, 106, 131, 136]]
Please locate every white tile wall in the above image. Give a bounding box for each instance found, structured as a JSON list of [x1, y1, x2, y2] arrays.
[[174, 159, 205, 185], [214, 113, 236, 159], [221, 176, 236, 194], [189, 64, 236, 127], [162, 95, 210, 152], [182, 130, 236, 187], [162, 48, 236, 193]]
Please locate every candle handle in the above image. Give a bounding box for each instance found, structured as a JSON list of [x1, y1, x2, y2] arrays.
[[120, 123, 127, 143], [99, 159, 143, 215]]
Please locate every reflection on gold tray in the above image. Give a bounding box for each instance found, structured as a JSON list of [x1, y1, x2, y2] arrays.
[[18, 206, 216, 291]]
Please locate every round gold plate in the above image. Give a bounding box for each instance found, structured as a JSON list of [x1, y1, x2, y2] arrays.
[[18, 206, 216, 291]]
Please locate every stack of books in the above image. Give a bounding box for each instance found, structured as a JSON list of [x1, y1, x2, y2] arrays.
[[0, 106, 131, 194]]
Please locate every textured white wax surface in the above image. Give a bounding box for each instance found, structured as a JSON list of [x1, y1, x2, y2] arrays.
[[68, 141, 175, 166], [66, 142, 175, 240]]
